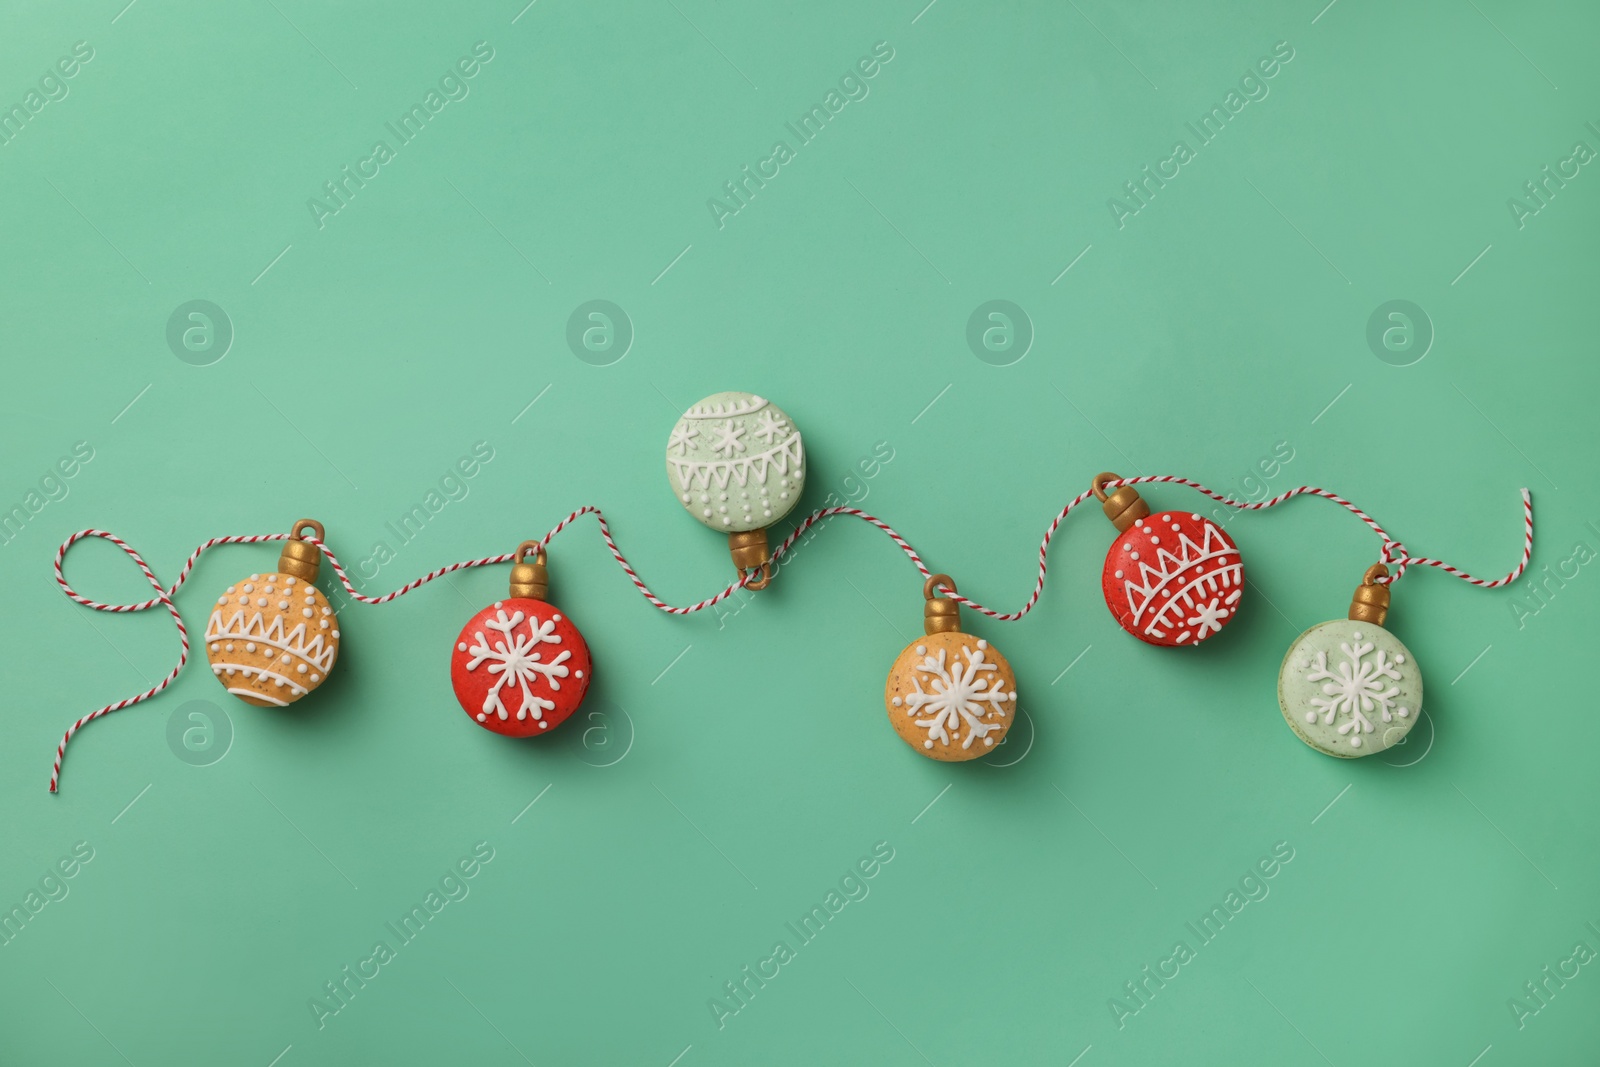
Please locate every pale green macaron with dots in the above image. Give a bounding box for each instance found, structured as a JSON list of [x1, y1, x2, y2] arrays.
[[666, 391, 805, 533], [1278, 619, 1423, 758]]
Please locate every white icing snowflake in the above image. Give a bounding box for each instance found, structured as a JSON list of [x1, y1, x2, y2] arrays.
[[751, 410, 787, 444], [464, 607, 572, 724], [709, 419, 747, 456], [1186, 596, 1229, 639], [1304, 636, 1404, 749], [668, 424, 699, 456], [899, 645, 1013, 750]]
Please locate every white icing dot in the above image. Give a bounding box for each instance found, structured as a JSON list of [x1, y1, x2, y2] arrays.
[[210, 643, 219, 652], [1114, 570, 1123, 579], [1150, 536, 1160, 544], [238, 596, 249, 604], [1171, 523, 1181, 532], [310, 674, 320, 682], [246, 642, 257, 652], [553, 614, 562, 622], [976, 639, 988, 649], [494, 601, 502, 608], [682, 494, 690, 502], [1190, 514, 1201, 520], [1008, 691, 1017, 701], [225, 643, 235, 652], [1305, 711, 1317, 723], [322, 607, 331, 615], [281, 654, 291, 663], [243, 583, 254, 593], [984, 738, 994, 746], [256, 597, 267, 607], [264, 585, 274, 594], [458, 642, 467, 652], [242, 669, 253, 678], [278, 600, 289, 610], [719, 505, 727, 513], [915, 645, 926, 655], [477, 712, 487, 722], [575, 670, 584, 679], [924, 740, 933, 749], [892, 697, 902, 707], [332, 630, 340, 638], [217, 597, 227, 605], [719, 493, 727, 501], [1131, 552, 1140, 560], [540, 721, 549, 729], [1398, 707, 1410, 718], [1396, 654, 1406, 664], [225, 668, 235, 676], [303, 608, 314, 618], [703, 509, 712, 517], [1352, 631, 1362, 639], [285, 576, 295, 585], [249, 574, 259, 581], [297, 664, 307, 674], [1350, 736, 1363, 748], [780, 492, 788, 499], [700, 494, 709, 502], [722, 516, 731, 525], [321, 619, 330, 629], [226, 586, 236, 594]]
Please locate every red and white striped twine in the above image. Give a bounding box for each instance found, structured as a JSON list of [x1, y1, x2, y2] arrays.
[[48, 482, 1533, 792]]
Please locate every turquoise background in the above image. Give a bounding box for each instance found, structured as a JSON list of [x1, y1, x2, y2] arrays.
[[3, 0, 1597, 1063]]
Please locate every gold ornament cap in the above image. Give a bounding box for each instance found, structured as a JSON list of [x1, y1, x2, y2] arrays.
[[1093, 472, 1150, 533], [278, 519, 324, 582], [509, 541, 549, 600], [923, 574, 961, 635], [1349, 564, 1391, 626], [729, 528, 772, 591]]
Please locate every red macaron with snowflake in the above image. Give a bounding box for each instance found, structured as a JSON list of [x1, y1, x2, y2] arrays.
[[1093, 474, 1244, 647], [449, 543, 592, 737]]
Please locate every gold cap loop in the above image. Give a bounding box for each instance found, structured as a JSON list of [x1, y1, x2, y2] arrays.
[[729, 529, 772, 591], [278, 518, 324, 582], [509, 540, 549, 600], [923, 573, 961, 635], [1349, 564, 1391, 626], [1092, 472, 1150, 533]]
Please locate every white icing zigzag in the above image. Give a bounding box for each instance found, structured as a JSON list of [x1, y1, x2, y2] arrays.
[[682, 395, 769, 420], [669, 434, 803, 491], [205, 609, 337, 671], [1117, 522, 1242, 643]]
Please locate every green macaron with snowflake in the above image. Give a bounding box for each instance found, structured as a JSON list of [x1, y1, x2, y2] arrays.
[[1278, 564, 1423, 757]]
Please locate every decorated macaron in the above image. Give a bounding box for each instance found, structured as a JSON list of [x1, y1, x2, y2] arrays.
[[449, 542, 593, 738], [205, 519, 340, 707], [1278, 565, 1422, 757], [1093, 474, 1244, 647], [666, 391, 805, 588], [883, 575, 1017, 761]]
